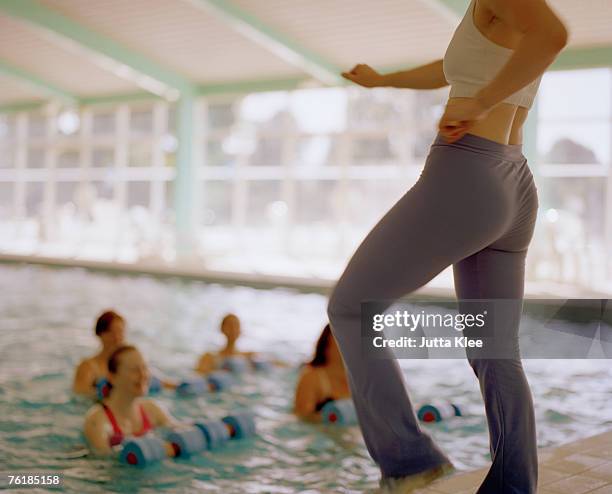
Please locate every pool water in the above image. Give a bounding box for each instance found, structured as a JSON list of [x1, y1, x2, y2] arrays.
[[0, 264, 611, 493]]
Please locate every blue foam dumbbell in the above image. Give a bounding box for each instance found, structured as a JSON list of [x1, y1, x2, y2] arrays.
[[119, 434, 167, 467], [222, 412, 257, 439], [148, 375, 162, 394], [321, 399, 358, 425], [166, 426, 208, 458], [251, 359, 272, 372], [221, 356, 250, 373], [207, 371, 235, 392], [176, 372, 234, 396], [417, 403, 462, 423], [194, 420, 231, 450], [176, 378, 208, 396], [95, 378, 112, 400], [194, 412, 256, 449]]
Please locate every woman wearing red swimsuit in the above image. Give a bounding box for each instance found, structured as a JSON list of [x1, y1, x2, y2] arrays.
[[83, 345, 176, 454]]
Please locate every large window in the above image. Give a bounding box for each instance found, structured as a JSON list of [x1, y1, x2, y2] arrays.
[[197, 87, 441, 276], [0, 104, 175, 260], [0, 68, 610, 293], [530, 68, 612, 290]]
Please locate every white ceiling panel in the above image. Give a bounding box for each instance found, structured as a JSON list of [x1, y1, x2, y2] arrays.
[[39, 0, 303, 83], [550, 0, 612, 47], [0, 74, 45, 104], [0, 14, 138, 97], [229, 0, 456, 69], [0, 0, 609, 107]]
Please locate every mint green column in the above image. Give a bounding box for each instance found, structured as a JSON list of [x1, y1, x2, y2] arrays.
[[174, 91, 197, 258]]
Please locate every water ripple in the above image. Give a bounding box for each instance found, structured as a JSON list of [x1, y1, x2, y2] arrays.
[[0, 264, 611, 493]]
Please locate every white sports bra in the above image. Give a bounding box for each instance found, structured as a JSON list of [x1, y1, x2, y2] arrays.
[[443, 0, 542, 109]]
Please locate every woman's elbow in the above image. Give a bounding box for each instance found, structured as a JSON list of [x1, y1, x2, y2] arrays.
[[293, 396, 315, 419], [551, 24, 569, 49], [528, 25, 568, 54]]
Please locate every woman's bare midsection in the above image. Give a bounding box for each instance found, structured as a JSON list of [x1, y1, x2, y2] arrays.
[[447, 97, 525, 145]]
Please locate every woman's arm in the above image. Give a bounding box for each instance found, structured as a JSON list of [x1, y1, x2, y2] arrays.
[[342, 59, 448, 90], [474, 0, 568, 110], [83, 408, 112, 455], [293, 369, 323, 422], [143, 399, 179, 428], [73, 360, 98, 398], [195, 352, 217, 374], [380, 59, 449, 89]]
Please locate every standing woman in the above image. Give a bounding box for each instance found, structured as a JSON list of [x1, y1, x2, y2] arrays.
[[329, 0, 568, 492]]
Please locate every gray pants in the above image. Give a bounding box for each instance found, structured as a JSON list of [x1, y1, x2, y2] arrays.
[[327, 132, 539, 493]]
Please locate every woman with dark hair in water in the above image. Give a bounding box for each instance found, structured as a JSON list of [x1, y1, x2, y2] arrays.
[[74, 311, 175, 397], [83, 345, 176, 455], [293, 324, 351, 421], [73, 310, 126, 398]]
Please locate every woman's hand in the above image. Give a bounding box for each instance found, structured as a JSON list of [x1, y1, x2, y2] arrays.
[[437, 98, 491, 143], [341, 64, 384, 88]]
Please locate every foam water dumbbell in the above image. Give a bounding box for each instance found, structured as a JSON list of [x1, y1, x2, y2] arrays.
[[221, 356, 250, 373], [166, 426, 208, 458], [198, 411, 256, 444], [95, 378, 112, 400], [193, 411, 256, 449], [175, 372, 235, 396], [251, 359, 272, 372], [194, 420, 232, 450], [121, 412, 257, 467], [148, 375, 162, 394], [175, 378, 208, 396], [417, 403, 462, 423], [222, 411, 257, 439], [119, 434, 167, 467], [207, 371, 235, 391], [321, 399, 358, 425]]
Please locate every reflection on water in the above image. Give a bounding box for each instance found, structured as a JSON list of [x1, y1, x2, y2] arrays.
[[0, 264, 610, 493]]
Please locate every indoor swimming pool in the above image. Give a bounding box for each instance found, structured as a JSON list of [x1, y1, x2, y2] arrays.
[[0, 263, 611, 493]]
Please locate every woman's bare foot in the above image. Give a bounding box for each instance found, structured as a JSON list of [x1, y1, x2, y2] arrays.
[[376, 462, 455, 493]]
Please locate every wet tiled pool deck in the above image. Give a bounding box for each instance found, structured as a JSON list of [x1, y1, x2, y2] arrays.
[[416, 430, 612, 494]]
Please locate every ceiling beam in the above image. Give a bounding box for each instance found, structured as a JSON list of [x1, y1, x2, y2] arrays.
[[0, 60, 77, 105], [186, 0, 342, 86], [551, 45, 612, 71], [199, 76, 310, 95], [79, 91, 163, 106], [0, 0, 196, 98], [436, 0, 470, 17], [2, 44, 611, 114], [0, 100, 46, 113]]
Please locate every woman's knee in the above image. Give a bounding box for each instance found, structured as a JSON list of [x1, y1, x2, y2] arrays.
[[326, 284, 359, 325], [326, 291, 345, 323], [467, 357, 525, 380]]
